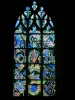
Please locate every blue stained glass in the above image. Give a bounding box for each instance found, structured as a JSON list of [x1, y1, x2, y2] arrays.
[[15, 20, 19, 27], [36, 76, 40, 79], [13, 80, 26, 96], [36, 20, 40, 27], [15, 72, 21, 79], [43, 50, 49, 58], [28, 20, 33, 27], [22, 19, 27, 27], [51, 34, 55, 37], [17, 86, 23, 92], [23, 70, 26, 76], [28, 44, 41, 48], [14, 0, 55, 96], [46, 86, 49, 92], [14, 34, 26, 48], [43, 71, 46, 76], [33, 1, 36, 4], [31, 85, 37, 92], [17, 54, 23, 57], [24, 11, 31, 18], [31, 73, 34, 77], [47, 25, 51, 31], [19, 80, 23, 82], [32, 1, 37, 11], [32, 26, 36, 32], [15, 64, 20, 68], [49, 64, 55, 69], [51, 72, 55, 77], [42, 20, 47, 28], [14, 82, 19, 87], [29, 72, 40, 79], [32, 5, 37, 11], [44, 15, 48, 19], [18, 25, 23, 30], [36, 15, 39, 19], [29, 72, 40, 80], [43, 34, 55, 48], [14, 49, 26, 63], [28, 44, 33, 48], [40, 7, 44, 11], [38, 11, 45, 18], [18, 85, 22, 90], [50, 20, 54, 27], [29, 24, 40, 33], [26, 6, 30, 11], [15, 24, 26, 33], [43, 49, 55, 64]]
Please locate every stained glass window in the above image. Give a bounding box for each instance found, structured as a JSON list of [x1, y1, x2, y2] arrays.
[[13, 1, 55, 96]]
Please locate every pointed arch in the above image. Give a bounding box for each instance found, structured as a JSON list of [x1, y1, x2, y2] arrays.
[[13, 1, 55, 96]]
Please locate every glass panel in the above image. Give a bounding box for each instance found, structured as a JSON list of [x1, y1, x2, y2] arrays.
[[28, 82, 41, 96], [28, 49, 41, 63], [28, 34, 41, 48], [14, 34, 26, 48], [14, 49, 26, 63], [14, 1, 55, 96], [43, 80, 55, 96], [43, 49, 55, 64], [43, 34, 55, 48], [28, 64, 41, 79], [43, 64, 55, 79], [13, 80, 26, 96], [15, 24, 26, 33]]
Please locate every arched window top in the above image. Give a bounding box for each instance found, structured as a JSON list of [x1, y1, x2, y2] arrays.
[[13, 1, 55, 96], [15, 1, 54, 34]]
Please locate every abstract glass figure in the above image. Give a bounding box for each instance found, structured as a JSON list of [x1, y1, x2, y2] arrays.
[[28, 84, 41, 96], [13, 1, 55, 96], [14, 49, 26, 63], [14, 34, 26, 48], [13, 80, 26, 96], [28, 64, 41, 80], [28, 34, 41, 48], [28, 49, 41, 63], [43, 34, 55, 48], [13, 64, 26, 79]]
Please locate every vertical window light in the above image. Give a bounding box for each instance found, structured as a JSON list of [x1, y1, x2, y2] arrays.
[[13, 1, 55, 96]]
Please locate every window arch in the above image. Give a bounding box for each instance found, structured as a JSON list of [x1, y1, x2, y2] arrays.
[[13, 1, 55, 96]]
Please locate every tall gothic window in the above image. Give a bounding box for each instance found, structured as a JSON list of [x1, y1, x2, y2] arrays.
[[13, 1, 55, 96]]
